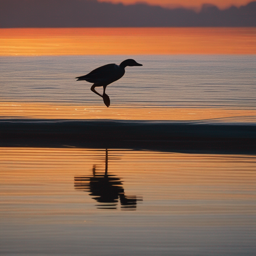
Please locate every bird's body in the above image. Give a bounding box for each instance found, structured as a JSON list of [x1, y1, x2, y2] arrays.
[[77, 63, 125, 86], [76, 59, 142, 107]]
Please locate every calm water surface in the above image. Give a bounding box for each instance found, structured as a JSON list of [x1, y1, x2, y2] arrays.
[[1, 28, 256, 255], [1, 55, 255, 109], [0, 148, 256, 255]]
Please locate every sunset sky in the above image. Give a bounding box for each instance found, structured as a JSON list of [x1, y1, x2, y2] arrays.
[[99, 0, 252, 9], [1, 0, 255, 28], [0, 0, 255, 55]]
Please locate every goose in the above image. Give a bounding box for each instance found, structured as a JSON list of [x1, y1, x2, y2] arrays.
[[76, 59, 142, 107]]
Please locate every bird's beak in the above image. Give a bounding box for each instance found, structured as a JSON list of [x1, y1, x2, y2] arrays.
[[135, 62, 143, 66]]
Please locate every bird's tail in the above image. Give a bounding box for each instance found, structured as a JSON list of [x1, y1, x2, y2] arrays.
[[76, 75, 86, 81]]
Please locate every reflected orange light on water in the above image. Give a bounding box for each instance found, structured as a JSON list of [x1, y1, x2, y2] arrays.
[[1, 102, 256, 121], [0, 28, 255, 56], [1, 148, 255, 215]]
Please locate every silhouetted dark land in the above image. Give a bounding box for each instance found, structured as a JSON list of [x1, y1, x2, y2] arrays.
[[74, 149, 141, 210], [0, 119, 255, 155], [0, 0, 255, 27], [76, 59, 142, 107]]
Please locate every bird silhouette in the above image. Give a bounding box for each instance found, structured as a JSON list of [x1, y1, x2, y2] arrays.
[[76, 59, 142, 107]]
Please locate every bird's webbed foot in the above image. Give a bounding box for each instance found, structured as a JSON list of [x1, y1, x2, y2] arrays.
[[103, 93, 110, 107]]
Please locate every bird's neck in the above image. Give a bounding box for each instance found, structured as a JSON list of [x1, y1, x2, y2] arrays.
[[119, 61, 127, 69]]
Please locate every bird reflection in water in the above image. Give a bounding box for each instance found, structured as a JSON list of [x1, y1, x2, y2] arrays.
[[74, 149, 142, 210]]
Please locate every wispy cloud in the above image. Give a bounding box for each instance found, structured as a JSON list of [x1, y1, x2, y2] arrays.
[[0, 0, 255, 27]]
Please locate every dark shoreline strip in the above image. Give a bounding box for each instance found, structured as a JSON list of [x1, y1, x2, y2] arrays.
[[0, 119, 255, 154]]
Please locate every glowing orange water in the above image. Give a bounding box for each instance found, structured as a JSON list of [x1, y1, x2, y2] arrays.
[[1, 28, 255, 56], [1, 102, 256, 121]]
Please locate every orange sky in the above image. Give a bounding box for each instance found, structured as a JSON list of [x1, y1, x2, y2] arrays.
[[99, 0, 252, 9]]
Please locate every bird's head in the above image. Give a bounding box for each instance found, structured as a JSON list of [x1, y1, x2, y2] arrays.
[[120, 59, 143, 68]]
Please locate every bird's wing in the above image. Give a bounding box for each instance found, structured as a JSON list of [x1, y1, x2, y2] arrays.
[[76, 63, 125, 85], [82, 64, 120, 83], [77, 64, 114, 81], [86, 64, 116, 78]]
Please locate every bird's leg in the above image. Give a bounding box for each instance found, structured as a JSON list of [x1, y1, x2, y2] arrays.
[[103, 85, 107, 95], [91, 84, 103, 98]]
